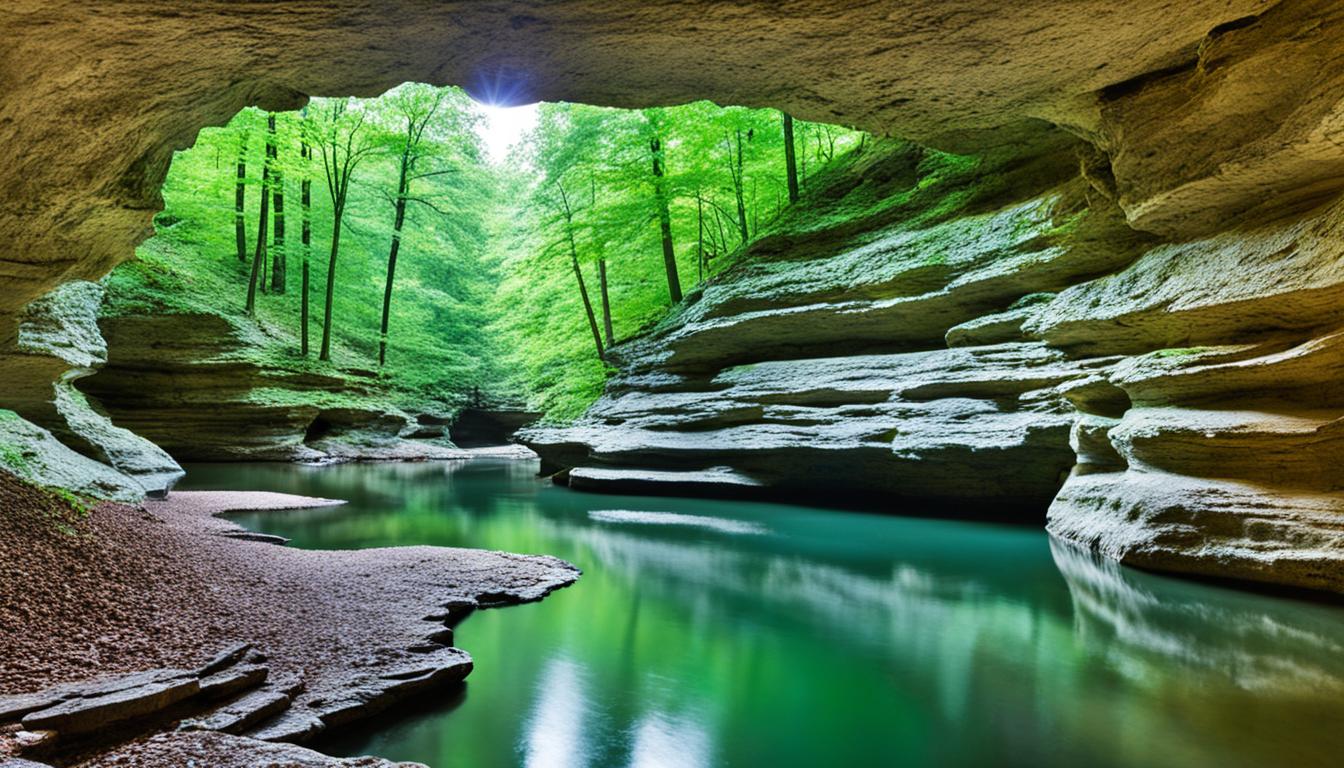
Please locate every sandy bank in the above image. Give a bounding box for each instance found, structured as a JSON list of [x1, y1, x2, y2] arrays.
[[0, 473, 579, 765]]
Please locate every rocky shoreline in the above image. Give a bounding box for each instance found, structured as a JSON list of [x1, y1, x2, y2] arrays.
[[0, 472, 580, 766]]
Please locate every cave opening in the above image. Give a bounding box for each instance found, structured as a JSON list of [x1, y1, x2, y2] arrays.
[[6, 3, 1344, 766]]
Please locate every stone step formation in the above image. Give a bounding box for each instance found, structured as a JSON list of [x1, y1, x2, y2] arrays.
[[0, 637, 473, 765]]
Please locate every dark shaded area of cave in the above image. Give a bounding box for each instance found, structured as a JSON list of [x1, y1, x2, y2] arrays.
[[448, 408, 539, 448]]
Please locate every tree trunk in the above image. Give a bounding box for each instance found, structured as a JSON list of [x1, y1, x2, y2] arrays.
[[649, 135, 682, 303], [733, 129, 749, 244], [798, 122, 808, 185], [244, 177, 267, 315], [319, 206, 342, 361], [270, 123, 286, 294], [782, 112, 799, 203], [696, 192, 706, 282], [235, 128, 248, 262], [713, 205, 728, 256], [379, 152, 410, 368], [598, 257, 614, 347], [300, 120, 312, 356], [245, 117, 273, 315], [258, 113, 276, 295], [568, 228, 604, 361]]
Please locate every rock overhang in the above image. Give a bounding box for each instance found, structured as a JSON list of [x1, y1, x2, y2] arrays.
[[0, 0, 1329, 316]]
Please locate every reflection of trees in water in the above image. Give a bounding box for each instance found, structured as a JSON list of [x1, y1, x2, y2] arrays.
[[211, 459, 543, 541], [1051, 538, 1344, 692], [1051, 538, 1344, 767]]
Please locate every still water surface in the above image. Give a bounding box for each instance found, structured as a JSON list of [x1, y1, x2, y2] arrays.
[[182, 459, 1344, 768]]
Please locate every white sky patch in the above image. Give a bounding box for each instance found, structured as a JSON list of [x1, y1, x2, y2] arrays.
[[475, 101, 539, 163], [588, 509, 768, 536]]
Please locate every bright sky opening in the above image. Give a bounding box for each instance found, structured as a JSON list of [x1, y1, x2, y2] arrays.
[[476, 101, 540, 163]]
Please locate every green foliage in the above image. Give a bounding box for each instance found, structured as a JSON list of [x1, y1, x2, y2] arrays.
[[49, 487, 92, 520], [111, 87, 865, 422], [490, 101, 865, 419], [114, 88, 502, 408]]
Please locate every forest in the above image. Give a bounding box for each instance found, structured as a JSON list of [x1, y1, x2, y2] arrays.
[[119, 84, 865, 420]]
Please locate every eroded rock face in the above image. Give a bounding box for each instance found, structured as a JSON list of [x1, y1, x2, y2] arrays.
[[0, 410, 144, 502], [1028, 202, 1344, 591], [527, 344, 1108, 510], [522, 147, 1137, 512], [0, 281, 182, 496]]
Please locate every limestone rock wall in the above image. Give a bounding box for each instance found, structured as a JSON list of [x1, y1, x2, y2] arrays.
[[0, 281, 182, 498], [1029, 197, 1344, 592], [521, 143, 1140, 514]]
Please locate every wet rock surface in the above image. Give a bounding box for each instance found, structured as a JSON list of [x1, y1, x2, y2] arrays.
[[529, 343, 1109, 509]]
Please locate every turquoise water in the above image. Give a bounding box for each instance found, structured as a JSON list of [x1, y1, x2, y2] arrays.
[[182, 459, 1344, 768]]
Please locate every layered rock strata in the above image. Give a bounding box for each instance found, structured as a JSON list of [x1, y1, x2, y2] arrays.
[[79, 310, 468, 463], [1029, 196, 1344, 592], [522, 146, 1141, 514]]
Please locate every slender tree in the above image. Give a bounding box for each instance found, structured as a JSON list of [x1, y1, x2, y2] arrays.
[[556, 181, 604, 360], [234, 124, 248, 262], [695, 190, 707, 281], [588, 173, 614, 346], [245, 113, 275, 315], [797, 121, 809, 184], [726, 128, 749, 244], [270, 116, 286, 294], [380, 146, 410, 368], [299, 108, 313, 356], [376, 85, 452, 368], [647, 118, 682, 304], [782, 111, 799, 203], [598, 257, 614, 347], [315, 99, 378, 361]]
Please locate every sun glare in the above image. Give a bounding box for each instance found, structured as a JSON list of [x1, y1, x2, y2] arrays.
[[476, 101, 540, 163]]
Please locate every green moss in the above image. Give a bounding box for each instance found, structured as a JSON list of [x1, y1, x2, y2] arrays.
[[0, 443, 29, 473], [49, 487, 92, 519], [1153, 347, 1210, 358]]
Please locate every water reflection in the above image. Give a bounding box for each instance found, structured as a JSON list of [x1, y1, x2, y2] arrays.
[[522, 658, 592, 768], [1051, 539, 1344, 692], [1049, 539, 1344, 767], [185, 460, 1344, 768]]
